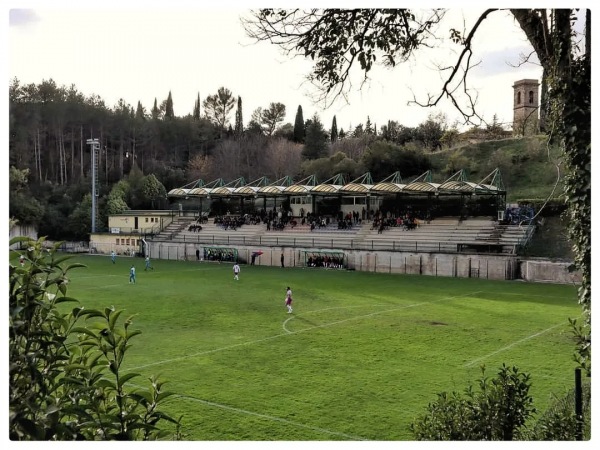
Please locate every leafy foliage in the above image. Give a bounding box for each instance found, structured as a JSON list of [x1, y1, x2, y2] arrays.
[[410, 365, 535, 440], [245, 9, 442, 101], [510, 9, 591, 374], [141, 174, 167, 209], [361, 140, 432, 180], [9, 237, 181, 440], [522, 381, 591, 440]]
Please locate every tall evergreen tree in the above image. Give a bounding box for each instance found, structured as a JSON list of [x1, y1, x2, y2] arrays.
[[365, 116, 373, 134], [234, 96, 244, 140], [193, 92, 201, 121], [293, 105, 305, 143], [331, 115, 338, 142], [164, 91, 174, 119], [151, 98, 160, 120], [302, 113, 328, 160], [135, 101, 145, 120]]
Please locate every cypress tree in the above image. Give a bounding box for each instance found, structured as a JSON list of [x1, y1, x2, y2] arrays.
[[193, 92, 201, 120], [293, 105, 305, 143], [165, 91, 174, 119], [365, 116, 373, 134], [331, 115, 338, 142], [151, 98, 160, 120], [234, 96, 244, 140], [135, 101, 145, 120]]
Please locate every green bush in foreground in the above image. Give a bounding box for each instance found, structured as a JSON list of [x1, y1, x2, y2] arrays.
[[522, 382, 591, 440], [410, 364, 536, 440], [9, 237, 181, 440]]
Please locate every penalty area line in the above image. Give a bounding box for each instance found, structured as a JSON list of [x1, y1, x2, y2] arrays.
[[464, 321, 568, 367], [170, 394, 368, 441], [283, 291, 483, 334], [282, 304, 388, 334]]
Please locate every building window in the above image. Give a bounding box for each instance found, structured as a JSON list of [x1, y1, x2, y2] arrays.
[[115, 238, 119, 245], [517, 92, 521, 104], [121, 238, 125, 245], [145, 217, 149, 223], [529, 90, 534, 104], [126, 239, 130, 245]]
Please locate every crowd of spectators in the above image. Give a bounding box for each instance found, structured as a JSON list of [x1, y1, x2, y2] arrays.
[[371, 210, 424, 233], [213, 213, 261, 230]]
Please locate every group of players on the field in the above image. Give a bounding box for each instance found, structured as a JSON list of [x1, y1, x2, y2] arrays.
[[112, 253, 294, 313]]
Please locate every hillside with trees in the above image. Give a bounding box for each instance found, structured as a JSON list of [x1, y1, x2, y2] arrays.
[[9, 77, 562, 241]]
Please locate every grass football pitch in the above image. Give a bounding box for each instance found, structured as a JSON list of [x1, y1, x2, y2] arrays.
[[62, 255, 580, 440]]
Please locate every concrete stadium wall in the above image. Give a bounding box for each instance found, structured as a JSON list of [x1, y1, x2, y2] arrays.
[[146, 241, 520, 281], [9, 224, 38, 249]]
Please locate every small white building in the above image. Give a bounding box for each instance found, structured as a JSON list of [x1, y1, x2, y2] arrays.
[[90, 210, 176, 256]]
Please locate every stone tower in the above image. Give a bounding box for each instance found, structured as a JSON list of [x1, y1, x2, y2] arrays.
[[512, 79, 540, 136]]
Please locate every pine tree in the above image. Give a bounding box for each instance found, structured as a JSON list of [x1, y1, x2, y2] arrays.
[[293, 105, 305, 143], [202, 87, 235, 130], [234, 96, 244, 140], [261, 102, 286, 136], [164, 91, 174, 119], [331, 115, 338, 142], [302, 113, 328, 160]]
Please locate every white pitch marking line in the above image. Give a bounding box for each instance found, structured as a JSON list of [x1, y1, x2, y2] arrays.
[[74, 274, 123, 279], [172, 394, 367, 441], [480, 291, 574, 300], [130, 291, 482, 371], [282, 304, 387, 334], [464, 321, 567, 367]]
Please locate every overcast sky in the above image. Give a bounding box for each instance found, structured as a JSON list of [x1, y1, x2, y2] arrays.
[[8, 2, 581, 134]]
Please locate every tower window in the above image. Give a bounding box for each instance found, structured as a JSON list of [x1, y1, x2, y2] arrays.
[[517, 92, 521, 104], [529, 90, 534, 104]]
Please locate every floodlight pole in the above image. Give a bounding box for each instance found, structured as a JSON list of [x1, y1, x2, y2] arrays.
[[86, 138, 100, 233]]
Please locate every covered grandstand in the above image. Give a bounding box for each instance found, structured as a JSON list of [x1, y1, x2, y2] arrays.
[[167, 169, 507, 221]]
